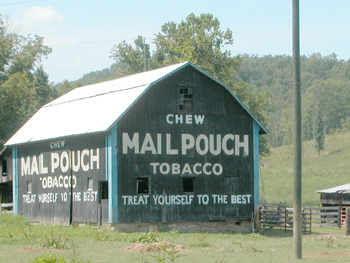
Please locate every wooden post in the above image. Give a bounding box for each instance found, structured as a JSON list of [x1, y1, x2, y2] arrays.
[[346, 208, 350, 236], [293, 0, 302, 259]]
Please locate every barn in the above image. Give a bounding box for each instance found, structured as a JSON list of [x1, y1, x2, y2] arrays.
[[2, 62, 268, 231], [317, 183, 350, 206]]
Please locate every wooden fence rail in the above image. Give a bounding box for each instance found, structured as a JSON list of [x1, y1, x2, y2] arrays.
[[260, 204, 340, 233], [304, 206, 340, 228]]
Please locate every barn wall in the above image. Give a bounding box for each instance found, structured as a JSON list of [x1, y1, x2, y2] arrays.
[[321, 193, 350, 205], [116, 66, 256, 223], [15, 134, 106, 224]]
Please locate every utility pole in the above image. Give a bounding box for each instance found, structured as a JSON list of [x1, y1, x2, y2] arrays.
[[292, 0, 302, 259], [143, 37, 148, 72]]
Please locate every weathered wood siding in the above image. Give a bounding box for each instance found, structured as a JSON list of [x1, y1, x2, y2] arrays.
[[321, 193, 350, 205], [17, 134, 105, 224], [117, 66, 255, 223]]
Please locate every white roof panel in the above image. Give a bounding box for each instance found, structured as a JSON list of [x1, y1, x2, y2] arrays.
[[317, 183, 350, 194]]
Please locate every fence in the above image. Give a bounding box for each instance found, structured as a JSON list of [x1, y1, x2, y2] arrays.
[[259, 204, 341, 233], [304, 206, 340, 228]]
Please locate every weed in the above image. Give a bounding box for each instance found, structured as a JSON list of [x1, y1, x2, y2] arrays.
[[232, 240, 241, 245], [7, 230, 14, 238], [197, 232, 208, 241], [42, 230, 69, 249], [21, 226, 36, 242], [250, 247, 263, 253], [135, 250, 150, 263], [163, 229, 182, 262], [326, 236, 335, 248], [67, 241, 91, 263], [191, 241, 210, 248], [29, 253, 67, 263], [94, 230, 111, 241], [150, 245, 167, 263], [130, 227, 159, 243], [29, 253, 90, 263]]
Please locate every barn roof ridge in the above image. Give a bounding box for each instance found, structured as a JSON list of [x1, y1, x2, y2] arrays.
[[45, 84, 150, 108]]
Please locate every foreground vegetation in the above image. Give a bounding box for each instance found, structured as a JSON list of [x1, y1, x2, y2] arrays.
[[1, 213, 350, 262]]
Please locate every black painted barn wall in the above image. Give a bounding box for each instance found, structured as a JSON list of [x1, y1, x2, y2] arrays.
[[17, 134, 106, 224], [117, 66, 255, 223]]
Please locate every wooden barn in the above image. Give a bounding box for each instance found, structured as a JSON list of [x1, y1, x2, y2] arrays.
[[2, 62, 268, 231]]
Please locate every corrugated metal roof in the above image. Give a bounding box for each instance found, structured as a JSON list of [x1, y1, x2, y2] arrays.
[[5, 61, 268, 146], [317, 183, 350, 194]]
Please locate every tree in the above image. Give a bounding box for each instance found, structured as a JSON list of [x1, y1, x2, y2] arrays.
[[315, 110, 325, 156], [110, 35, 150, 75], [32, 66, 57, 106], [0, 73, 36, 142], [0, 15, 53, 143], [153, 13, 241, 81], [110, 13, 241, 81], [110, 13, 271, 156]]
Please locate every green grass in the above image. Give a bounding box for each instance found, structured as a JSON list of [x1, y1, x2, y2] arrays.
[[1, 213, 350, 262], [260, 131, 350, 207]]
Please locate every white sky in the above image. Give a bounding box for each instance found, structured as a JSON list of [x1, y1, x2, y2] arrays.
[[2, 0, 350, 83]]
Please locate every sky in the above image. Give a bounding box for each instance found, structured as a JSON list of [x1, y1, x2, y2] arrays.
[[1, 0, 350, 84]]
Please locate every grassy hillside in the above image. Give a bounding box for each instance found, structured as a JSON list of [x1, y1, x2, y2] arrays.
[[260, 131, 350, 207]]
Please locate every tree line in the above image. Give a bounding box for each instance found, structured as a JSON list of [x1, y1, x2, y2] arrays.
[[1, 13, 349, 157], [237, 53, 350, 155]]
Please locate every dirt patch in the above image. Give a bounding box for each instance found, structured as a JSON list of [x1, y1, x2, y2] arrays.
[[125, 242, 192, 253], [318, 234, 339, 239]]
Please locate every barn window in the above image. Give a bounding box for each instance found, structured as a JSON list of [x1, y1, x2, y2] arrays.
[[87, 177, 93, 190], [27, 181, 32, 193], [100, 181, 108, 199], [137, 177, 149, 194], [179, 87, 193, 111], [182, 177, 194, 193], [1, 159, 7, 176]]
